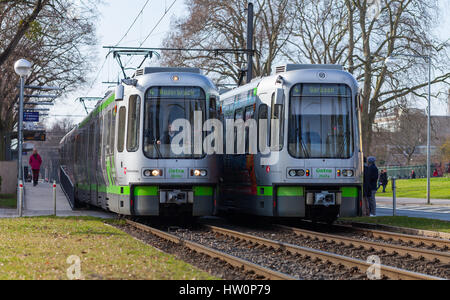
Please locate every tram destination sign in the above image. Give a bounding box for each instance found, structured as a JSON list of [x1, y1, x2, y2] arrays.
[[147, 86, 203, 99], [292, 84, 351, 97], [23, 111, 39, 122]]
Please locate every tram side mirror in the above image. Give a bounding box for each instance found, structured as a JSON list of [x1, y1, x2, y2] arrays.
[[115, 84, 124, 101], [275, 88, 284, 105]]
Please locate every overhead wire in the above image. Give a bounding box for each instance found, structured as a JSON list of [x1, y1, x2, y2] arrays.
[[123, 0, 178, 70], [114, 0, 152, 47], [83, 0, 153, 99]]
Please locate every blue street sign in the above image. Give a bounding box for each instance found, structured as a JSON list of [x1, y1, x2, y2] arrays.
[[23, 112, 39, 122]]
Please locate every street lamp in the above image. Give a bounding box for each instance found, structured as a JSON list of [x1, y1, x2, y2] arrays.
[[14, 59, 32, 216], [385, 53, 432, 205]]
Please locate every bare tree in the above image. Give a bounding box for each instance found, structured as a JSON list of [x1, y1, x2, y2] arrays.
[[285, 0, 450, 154], [162, 0, 295, 84], [0, 0, 50, 67], [389, 108, 427, 166], [0, 0, 98, 160]]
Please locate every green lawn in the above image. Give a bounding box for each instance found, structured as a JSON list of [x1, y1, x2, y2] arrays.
[[0, 194, 16, 209], [0, 217, 217, 280], [380, 177, 450, 199], [342, 216, 450, 233]]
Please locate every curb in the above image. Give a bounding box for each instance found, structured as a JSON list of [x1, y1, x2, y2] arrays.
[[336, 220, 450, 240]]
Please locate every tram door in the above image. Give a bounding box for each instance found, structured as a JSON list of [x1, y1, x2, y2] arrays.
[[115, 105, 127, 183]]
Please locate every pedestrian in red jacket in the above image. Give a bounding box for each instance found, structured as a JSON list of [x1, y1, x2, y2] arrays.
[[29, 149, 42, 186]]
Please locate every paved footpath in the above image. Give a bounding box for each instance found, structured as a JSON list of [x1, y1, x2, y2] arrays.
[[0, 182, 114, 219], [375, 196, 450, 222]]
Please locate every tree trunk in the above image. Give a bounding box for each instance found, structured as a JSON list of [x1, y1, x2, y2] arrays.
[[0, 128, 9, 161]]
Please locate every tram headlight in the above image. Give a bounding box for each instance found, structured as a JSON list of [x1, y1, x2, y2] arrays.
[[144, 169, 162, 177], [192, 169, 208, 177], [341, 169, 354, 177], [289, 169, 306, 177]]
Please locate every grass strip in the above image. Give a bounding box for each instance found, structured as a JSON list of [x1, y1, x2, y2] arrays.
[[379, 178, 450, 199], [341, 216, 450, 233], [0, 194, 16, 209], [0, 217, 217, 280]]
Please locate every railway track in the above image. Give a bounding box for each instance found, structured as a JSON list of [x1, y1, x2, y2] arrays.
[[275, 224, 450, 264], [337, 225, 450, 249], [202, 224, 445, 280], [126, 220, 296, 280]]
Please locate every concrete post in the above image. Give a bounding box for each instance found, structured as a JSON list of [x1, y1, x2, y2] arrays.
[[392, 177, 397, 216], [18, 180, 24, 217], [53, 180, 57, 216]]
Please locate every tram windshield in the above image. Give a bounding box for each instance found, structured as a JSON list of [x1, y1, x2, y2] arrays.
[[288, 83, 353, 159], [144, 86, 205, 159]]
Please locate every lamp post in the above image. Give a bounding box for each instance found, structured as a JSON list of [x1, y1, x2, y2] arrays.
[[14, 59, 32, 216], [385, 54, 432, 205]]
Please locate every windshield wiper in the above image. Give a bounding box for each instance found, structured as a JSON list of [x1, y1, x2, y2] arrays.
[[296, 128, 310, 158], [153, 139, 162, 158]]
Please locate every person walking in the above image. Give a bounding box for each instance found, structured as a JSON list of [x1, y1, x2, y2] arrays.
[[29, 149, 42, 186], [411, 170, 416, 179], [367, 156, 379, 217], [378, 169, 388, 193]]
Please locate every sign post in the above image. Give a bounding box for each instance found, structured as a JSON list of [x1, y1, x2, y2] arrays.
[[392, 177, 397, 216]]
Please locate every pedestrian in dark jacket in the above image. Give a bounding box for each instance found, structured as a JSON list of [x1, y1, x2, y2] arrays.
[[367, 156, 379, 216], [29, 149, 42, 186], [377, 170, 388, 193]]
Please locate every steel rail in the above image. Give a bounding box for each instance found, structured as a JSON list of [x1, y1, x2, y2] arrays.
[[339, 225, 450, 249], [274, 225, 450, 264], [126, 220, 296, 280], [204, 225, 445, 280]]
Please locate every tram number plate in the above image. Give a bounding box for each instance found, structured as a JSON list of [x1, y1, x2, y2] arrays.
[[167, 168, 187, 179], [315, 192, 336, 207]]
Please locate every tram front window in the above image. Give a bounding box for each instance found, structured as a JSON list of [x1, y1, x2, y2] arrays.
[[288, 83, 353, 159], [144, 86, 205, 159]]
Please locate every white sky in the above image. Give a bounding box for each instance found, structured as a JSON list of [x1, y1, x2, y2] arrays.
[[48, 0, 450, 127]]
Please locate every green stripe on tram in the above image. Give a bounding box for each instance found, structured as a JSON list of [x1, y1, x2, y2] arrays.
[[193, 186, 214, 196], [134, 186, 159, 196], [341, 187, 359, 198], [277, 187, 304, 197], [257, 186, 273, 196]]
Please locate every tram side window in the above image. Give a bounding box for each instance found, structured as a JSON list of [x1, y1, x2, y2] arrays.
[[117, 107, 126, 152], [234, 108, 244, 154], [89, 123, 95, 161], [258, 104, 268, 153], [104, 112, 111, 156], [110, 109, 116, 154], [271, 93, 284, 151], [244, 105, 255, 154], [127, 95, 141, 152], [209, 96, 217, 119]]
